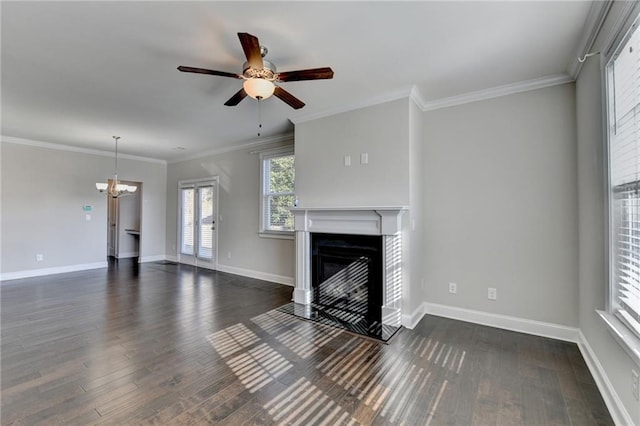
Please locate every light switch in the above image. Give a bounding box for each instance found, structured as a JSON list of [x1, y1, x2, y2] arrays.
[[85, 214, 91, 221], [344, 155, 351, 167], [360, 153, 369, 165]]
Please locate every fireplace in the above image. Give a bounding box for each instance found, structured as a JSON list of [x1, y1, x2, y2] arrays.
[[284, 207, 406, 341], [312, 233, 383, 330]]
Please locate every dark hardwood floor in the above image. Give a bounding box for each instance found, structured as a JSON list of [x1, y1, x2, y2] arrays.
[[1, 260, 612, 425]]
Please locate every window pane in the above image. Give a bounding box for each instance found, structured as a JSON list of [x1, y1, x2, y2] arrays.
[[268, 194, 295, 231], [610, 20, 640, 337], [181, 188, 194, 255], [268, 155, 294, 194], [613, 186, 640, 335], [262, 151, 295, 232]]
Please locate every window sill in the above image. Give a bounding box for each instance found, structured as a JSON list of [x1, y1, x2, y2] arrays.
[[597, 310, 640, 366], [259, 231, 294, 240]]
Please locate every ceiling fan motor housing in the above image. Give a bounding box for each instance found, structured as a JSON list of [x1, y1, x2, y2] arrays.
[[242, 60, 277, 80]]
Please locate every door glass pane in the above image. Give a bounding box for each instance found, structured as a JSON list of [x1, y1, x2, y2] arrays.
[[181, 188, 195, 255], [198, 186, 213, 260]]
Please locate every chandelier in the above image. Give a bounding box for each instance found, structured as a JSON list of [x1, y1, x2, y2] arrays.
[[95, 136, 137, 198]]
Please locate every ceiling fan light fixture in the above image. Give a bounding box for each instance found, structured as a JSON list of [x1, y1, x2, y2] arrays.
[[243, 78, 275, 100]]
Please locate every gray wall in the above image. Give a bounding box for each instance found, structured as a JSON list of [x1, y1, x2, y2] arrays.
[[422, 83, 579, 327], [294, 98, 410, 208], [576, 2, 640, 422], [165, 142, 294, 283], [1, 141, 167, 275]]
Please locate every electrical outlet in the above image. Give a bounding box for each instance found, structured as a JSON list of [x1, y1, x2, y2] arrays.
[[227, 252, 232, 260], [449, 282, 457, 294], [36, 254, 43, 262], [488, 287, 497, 300], [633, 369, 639, 401]]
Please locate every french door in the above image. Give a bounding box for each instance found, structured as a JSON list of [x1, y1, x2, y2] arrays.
[[179, 177, 218, 269]]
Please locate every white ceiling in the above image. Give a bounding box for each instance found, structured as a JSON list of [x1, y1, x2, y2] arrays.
[[1, 1, 592, 161]]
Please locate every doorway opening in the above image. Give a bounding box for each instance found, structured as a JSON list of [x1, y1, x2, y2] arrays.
[[106, 180, 142, 262]]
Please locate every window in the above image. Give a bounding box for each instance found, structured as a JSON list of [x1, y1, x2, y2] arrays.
[[260, 147, 295, 235], [607, 17, 640, 338]]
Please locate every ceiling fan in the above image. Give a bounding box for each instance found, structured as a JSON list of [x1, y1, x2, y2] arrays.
[[178, 32, 333, 110]]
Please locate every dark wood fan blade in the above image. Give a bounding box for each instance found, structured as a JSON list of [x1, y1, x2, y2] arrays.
[[277, 67, 334, 82], [273, 86, 305, 109], [177, 66, 241, 79], [224, 88, 248, 106], [238, 32, 263, 69]]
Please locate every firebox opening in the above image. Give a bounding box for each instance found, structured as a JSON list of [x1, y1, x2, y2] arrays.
[[311, 232, 383, 333]]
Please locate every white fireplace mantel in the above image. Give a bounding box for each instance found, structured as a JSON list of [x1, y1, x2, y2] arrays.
[[291, 206, 407, 236], [290, 207, 407, 328]]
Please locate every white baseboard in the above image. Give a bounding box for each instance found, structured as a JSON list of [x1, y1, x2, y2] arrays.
[[0, 261, 108, 282], [402, 303, 426, 329], [164, 253, 293, 286], [140, 255, 168, 263], [422, 302, 579, 343], [577, 330, 634, 426], [216, 264, 294, 286], [117, 252, 139, 259]]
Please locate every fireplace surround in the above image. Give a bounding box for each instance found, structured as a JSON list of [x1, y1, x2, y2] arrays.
[[289, 207, 406, 340]]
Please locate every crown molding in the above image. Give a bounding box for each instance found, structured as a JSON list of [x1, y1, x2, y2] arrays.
[[600, 0, 640, 60], [420, 74, 574, 112], [568, 1, 613, 79], [1, 135, 167, 164], [291, 73, 574, 125], [167, 132, 294, 164], [289, 86, 416, 125], [409, 85, 427, 110]]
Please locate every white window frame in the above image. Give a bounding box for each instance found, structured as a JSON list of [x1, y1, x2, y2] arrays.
[[259, 146, 295, 239], [600, 6, 640, 366]]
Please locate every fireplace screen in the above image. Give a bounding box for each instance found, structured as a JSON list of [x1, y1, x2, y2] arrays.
[[311, 233, 382, 330]]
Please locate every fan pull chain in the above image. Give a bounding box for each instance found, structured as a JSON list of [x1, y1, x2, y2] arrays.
[[257, 98, 263, 137]]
